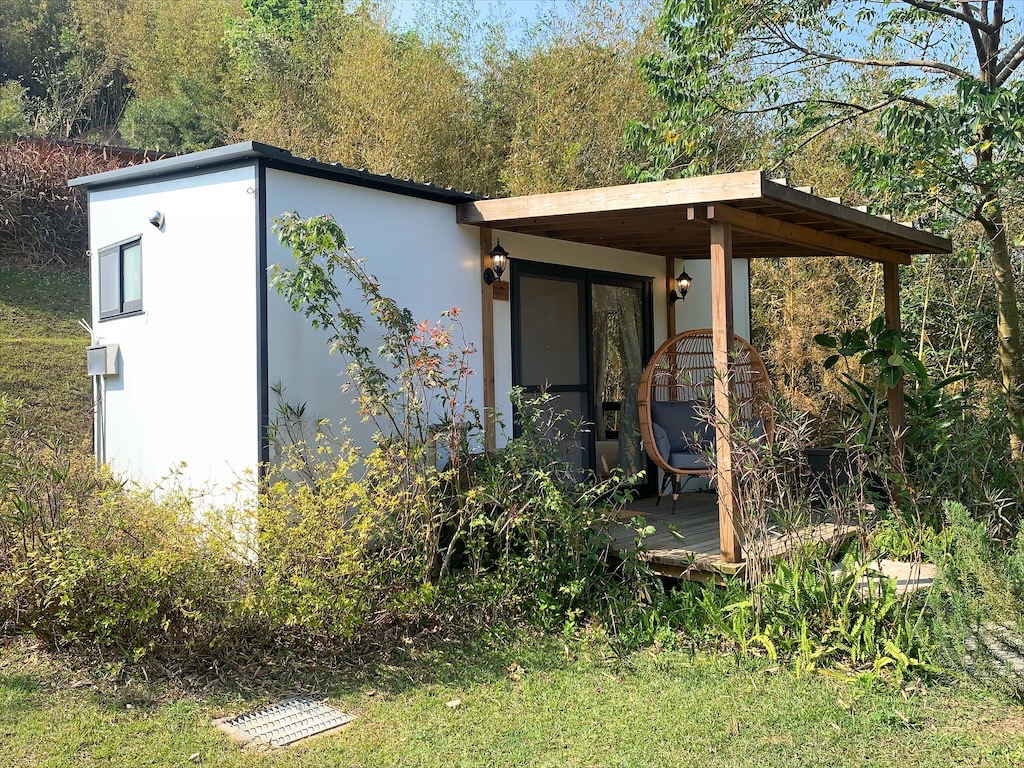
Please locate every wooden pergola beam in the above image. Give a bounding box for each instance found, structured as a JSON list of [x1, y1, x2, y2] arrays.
[[689, 205, 912, 265], [457, 171, 764, 226]]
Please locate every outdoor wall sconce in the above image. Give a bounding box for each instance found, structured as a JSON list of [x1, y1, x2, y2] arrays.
[[483, 239, 509, 285], [669, 265, 692, 303], [149, 210, 164, 229]]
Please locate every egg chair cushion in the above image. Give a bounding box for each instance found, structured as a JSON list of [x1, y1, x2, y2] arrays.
[[668, 451, 710, 471], [650, 401, 714, 454]]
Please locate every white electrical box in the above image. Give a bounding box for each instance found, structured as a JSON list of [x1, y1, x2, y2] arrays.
[[87, 344, 119, 377]]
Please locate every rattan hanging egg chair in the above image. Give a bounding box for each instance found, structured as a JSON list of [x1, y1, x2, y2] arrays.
[[637, 329, 773, 507]]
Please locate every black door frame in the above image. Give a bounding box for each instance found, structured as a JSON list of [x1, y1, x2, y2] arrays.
[[511, 259, 656, 496]]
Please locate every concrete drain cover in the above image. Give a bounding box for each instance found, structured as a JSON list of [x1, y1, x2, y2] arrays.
[[216, 696, 354, 748]]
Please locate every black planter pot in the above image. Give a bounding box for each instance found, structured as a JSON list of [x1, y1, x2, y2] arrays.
[[804, 446, 855, 498]]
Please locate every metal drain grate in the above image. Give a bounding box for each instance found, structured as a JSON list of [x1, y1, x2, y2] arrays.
[[217, 696, 354, 748]]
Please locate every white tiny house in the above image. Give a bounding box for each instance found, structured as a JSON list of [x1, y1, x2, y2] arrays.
[[70, 141, 757, 502]]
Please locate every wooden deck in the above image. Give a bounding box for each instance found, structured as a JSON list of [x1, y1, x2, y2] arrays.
[[608, 493, 857, 581]]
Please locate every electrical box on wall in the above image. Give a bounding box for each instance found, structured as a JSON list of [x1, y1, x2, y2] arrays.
[[87, 344, 119, 376]]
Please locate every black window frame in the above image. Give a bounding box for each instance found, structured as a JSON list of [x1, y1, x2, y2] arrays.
[[98, 235, 144, 320]]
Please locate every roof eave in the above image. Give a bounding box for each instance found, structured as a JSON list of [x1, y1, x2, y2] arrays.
[[68, 141, 263, 188], [757, 173, 952, 255], [68, 140, 482, 205]]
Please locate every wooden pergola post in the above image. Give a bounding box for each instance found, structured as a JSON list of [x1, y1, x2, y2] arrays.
[[883, 262, 905, 456], [480, 227, 497, 452], [710, 221, 742, 563]]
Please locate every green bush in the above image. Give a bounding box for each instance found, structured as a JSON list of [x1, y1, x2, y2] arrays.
[[933, 500, 1024, 698], [612, 559, 936, 680], [262, 213, 650, 642], [246, 391, 647, 651], [0, 81, 29, 140], [0, 398, 246, 658], [119, 79, 227, 153]]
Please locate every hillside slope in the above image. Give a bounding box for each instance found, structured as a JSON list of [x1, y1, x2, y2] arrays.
[[0, 267, 91, 447]]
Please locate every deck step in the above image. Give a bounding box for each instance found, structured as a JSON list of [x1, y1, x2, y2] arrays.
[[607, 494, 858, 581]]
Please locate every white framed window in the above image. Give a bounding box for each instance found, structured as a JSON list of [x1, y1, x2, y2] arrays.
[[99, 237, 143, 320]]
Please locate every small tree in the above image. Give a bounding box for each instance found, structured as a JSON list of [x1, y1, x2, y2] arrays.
[[631, 0, 1024, 457], [269, 212, 480, 584]]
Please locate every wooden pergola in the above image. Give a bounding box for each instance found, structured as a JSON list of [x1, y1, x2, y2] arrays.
[[456, 171, 951, 565]]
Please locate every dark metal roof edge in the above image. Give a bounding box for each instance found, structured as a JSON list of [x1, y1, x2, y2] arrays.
[[69, 140, 482, 205], [68, 142, 261, 188], [758, 173, 952, 254]]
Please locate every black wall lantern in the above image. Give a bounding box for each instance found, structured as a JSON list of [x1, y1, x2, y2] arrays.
[[669, 264, 693, 304], [483, 239, 509, 284]]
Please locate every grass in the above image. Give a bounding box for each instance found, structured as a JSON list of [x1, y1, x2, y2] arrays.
[[0, 266, 91, 446], [1, 634, 1022, 768]]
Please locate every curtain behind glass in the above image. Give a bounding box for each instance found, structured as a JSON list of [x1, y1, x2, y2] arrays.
[[616, 287, 644, 477]]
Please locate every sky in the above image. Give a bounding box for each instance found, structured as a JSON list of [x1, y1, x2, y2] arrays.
[[392, 0, 574, 35]]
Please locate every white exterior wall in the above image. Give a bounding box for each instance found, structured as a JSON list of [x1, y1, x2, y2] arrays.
[[670, 257, 751, 339], [89, 165, 260, 499], [491, 232, 751, 442], [263, 169, 482, 454]]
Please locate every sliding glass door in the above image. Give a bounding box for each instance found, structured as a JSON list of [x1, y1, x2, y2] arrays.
[[512, 262, 655, 495], [514, 269, 591, 470]]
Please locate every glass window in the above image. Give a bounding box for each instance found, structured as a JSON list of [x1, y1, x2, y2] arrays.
[[121, 243, 142, 311], [98, 238, 143, 319], [99, 250, 120, 316], [518, 275, 583, 387]]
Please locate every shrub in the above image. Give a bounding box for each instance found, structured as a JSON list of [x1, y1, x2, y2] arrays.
[[0, 81, 30, 140], [0, 210, 651, 657], [0, 140, 129, 268], [266, 213, 649, 639], [249, 389, 645, 650], [933, 500, 1024, 698], [0, 397, 246, 657], [816, 316, 1024, 539], [612, 560, 936, 681], [731, 559, 935, 678], [119, 81, 227, 153]]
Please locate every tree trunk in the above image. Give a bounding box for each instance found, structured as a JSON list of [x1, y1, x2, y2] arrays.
[[981, 207, 1024, 458]]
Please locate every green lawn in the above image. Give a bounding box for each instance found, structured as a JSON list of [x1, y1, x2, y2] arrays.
[[1, 635, 1022, 768], [0, 266, 91, 446]]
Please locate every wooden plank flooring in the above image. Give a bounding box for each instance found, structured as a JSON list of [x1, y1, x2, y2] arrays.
[[608, 493, 857, 580]]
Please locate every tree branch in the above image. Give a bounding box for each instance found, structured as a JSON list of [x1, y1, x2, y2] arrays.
[[962, 2, 994, 79], [718, 96, 888, 116], [996, 34, 1024, 84], [899, 0, 997, 32], [765, 100, 897, 174], [892, 92, 935, 109], [770, 24, 976, 80]]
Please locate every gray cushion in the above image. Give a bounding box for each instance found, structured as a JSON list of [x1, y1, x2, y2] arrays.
[[668, 451, 709, 471], [652, 421, 671, 464], [650, 401, 715, 454]]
